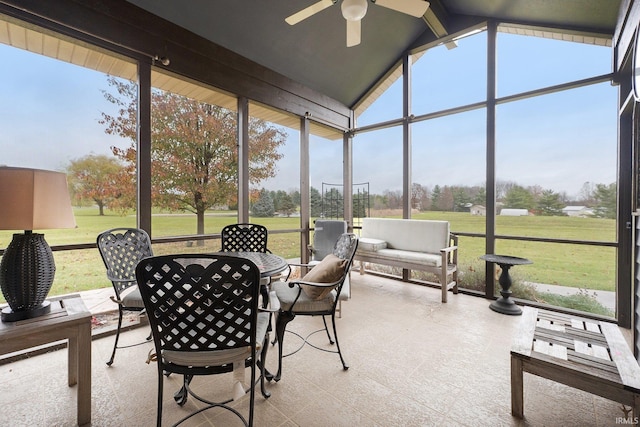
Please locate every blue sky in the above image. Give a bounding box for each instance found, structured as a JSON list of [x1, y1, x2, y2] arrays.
[[0, 31, 617, 198]]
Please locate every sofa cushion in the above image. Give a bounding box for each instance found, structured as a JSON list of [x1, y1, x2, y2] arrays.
[[371, 248, 442, 267], [358, 237, 387, 252], [300, 254, 347, 300]]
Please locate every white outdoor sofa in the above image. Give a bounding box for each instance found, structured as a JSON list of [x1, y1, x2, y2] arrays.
[[355, 218, 458, 302]]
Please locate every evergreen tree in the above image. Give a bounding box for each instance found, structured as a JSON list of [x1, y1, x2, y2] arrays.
[[290, 189, 301, 206], [323, 187, 343, 218], [431, 185, 442, 211], [252, 189, 275, 217], [452, 186, 472, 212], [353, 190, 368, 218], [272, 190, 287, 212], [537, 189, 564, 216], [503, 185, 535, 210], [473, 187, 486, 205], [310, 186, 323, 217], [593, 183, 616, 219], [278, 192, 296, 216]]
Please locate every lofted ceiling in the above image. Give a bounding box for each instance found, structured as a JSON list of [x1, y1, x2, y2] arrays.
[[126, 0, 622, 113], [0, 0, 623, 138]]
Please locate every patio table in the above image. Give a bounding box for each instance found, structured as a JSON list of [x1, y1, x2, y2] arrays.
[[217, 251, 288, 279], [0, 295, 91, 426]]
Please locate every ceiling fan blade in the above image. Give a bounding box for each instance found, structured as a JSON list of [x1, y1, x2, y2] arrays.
[[285, 0, 335, 25], [374, 0, 430, 18], [346, 19, 361, 47]]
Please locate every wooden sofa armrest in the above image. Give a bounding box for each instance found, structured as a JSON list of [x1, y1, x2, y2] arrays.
[[440, 245, 458, 265]]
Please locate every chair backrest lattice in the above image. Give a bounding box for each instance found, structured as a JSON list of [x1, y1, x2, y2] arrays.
[[221, 223, 270, 253], [325, 233, 359, 301], [333, 233, 359, 264], [97, 228, 153, 297], [136, 255, 260, 352]]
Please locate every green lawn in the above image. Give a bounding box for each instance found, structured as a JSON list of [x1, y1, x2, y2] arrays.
[[0, 208, 617, 301]]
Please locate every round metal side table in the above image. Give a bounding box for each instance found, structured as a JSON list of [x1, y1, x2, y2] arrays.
[[481, 254, 532, 315]]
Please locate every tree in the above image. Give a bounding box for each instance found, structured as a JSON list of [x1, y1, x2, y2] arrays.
[[452, 186, 471, 212], [411, 183, 427, 210], [353, 189, 368, 218], [100, 77, 285, 237], [537, 189, 564, 216], [383, 189, 402, 210], [496, 180, 518, 200], [323, 187, 343, 218], [277, 192, 296, 217], [272, 190, 287, 212], [430, 185, 442, 211], [578, 181, 596, 206], [252, 189, 274, 217], [503, 185, 535, 210], [310, 186, 323, 217], [593, 183, 616, 219], [290, 189, 301, 207], [66, 154, 125, 215], [472, 186, 486, 205]]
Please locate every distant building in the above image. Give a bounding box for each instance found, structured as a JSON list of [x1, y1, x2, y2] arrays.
[[470, 205, 486, 216], [500, 208, 529, 216], [562, 206, 594, 217]]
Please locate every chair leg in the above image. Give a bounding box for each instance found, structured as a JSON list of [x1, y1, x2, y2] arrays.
[[249, 361, 257, 427], [174, 375, 191, 405], [156, 367, 164, 427], [106, 307, 124, 366], [260, 282, 269, 309], [273, 311, 294, 382], [330, 314, 348, 370], [322, 316, 335, 344], [259, 336, 271, 398]]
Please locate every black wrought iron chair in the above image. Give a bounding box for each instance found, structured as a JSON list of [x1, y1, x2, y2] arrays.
[[221, 223, 271, 253], [96, 227, 153, 366], [271, 233, 358, 382], [135, 254, 271, 427], [221, 223, 282, 305]]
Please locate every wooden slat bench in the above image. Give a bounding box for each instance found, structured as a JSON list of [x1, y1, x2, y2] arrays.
[[511, 306, 640, 421]]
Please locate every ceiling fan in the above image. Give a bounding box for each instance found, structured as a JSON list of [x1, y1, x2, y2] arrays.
[[285, 0, 430, 47]]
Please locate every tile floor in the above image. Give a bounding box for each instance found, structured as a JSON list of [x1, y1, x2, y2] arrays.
[[0, 273, 631, 426]]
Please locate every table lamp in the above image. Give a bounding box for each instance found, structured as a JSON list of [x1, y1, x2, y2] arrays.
[[0, 166, 76, 322]]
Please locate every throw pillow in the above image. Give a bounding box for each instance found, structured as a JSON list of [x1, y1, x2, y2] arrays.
[[300, 254, 348, 300]]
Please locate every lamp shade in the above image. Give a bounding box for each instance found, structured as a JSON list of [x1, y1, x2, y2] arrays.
[[0, 166, 76, 231]]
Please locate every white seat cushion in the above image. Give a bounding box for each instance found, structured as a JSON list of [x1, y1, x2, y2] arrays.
[[273, 281, 336, 312], [358, 237, 387, 252], [121, 285, 145, 308], [372, 248, 442, 267]]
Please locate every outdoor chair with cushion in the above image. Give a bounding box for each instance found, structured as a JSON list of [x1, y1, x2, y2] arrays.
[[270, 233, 359, 382], [135, 254, 272, 427], [97, 227, 153, 366], [309, 219, 350, 317]]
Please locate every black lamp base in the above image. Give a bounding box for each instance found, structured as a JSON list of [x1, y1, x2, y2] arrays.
[[1, 300, 51, 322], [0, 232, 56, 322]]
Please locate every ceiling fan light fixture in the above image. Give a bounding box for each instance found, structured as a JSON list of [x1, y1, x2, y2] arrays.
[[341, 0, 368, 21]]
